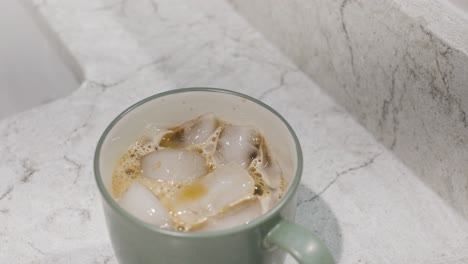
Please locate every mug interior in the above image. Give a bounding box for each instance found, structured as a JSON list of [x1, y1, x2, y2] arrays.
[[94, 88, 303, 236]]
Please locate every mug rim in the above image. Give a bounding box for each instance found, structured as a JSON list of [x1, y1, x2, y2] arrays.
[[94, 87, 303, 238]]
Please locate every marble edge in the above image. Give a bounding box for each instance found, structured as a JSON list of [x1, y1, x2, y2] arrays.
[[397, 0, 468, 56]]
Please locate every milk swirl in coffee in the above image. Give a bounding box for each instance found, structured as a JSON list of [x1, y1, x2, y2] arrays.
[[112, 113, 286, 232]]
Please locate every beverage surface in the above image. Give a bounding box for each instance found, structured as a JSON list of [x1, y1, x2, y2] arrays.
[[112, 113, 286, 232]]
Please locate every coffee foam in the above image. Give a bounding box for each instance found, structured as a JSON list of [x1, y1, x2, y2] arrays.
[[112, 113, 287, 231]]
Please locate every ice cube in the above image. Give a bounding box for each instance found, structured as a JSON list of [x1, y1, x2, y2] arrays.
[[199, 198, 262, 231], [160, 113, 218, 147], [214, 125, 260, 168], [118, 182, 171, 227], [141, 149, 207, 183], [143, 124, 171, 145], [258, 194, 279, 214], [169, 162, 255, 228], [260, 163, 282, 190]]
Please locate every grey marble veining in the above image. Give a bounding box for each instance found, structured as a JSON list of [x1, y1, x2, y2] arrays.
[[0, 0, 468, 263], [229, 0, 468, 220]]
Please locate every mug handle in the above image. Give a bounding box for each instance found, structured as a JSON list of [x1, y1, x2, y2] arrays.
[[264, 219, 335, 264]]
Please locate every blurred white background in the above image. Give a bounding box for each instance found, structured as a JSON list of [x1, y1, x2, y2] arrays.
[[0, 0, 80, 120], [448, 0, 468, 14]]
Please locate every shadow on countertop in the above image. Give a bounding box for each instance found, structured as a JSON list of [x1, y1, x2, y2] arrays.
[[295, 184, 342, 263]]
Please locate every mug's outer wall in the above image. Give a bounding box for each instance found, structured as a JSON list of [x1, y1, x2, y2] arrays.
[[102, 193, 297, 264]]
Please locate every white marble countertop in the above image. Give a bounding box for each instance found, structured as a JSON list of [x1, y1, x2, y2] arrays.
[[1, 0, 468, 263]]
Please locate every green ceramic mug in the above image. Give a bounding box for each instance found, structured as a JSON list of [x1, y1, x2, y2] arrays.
[[94, 88, 334, 264]]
